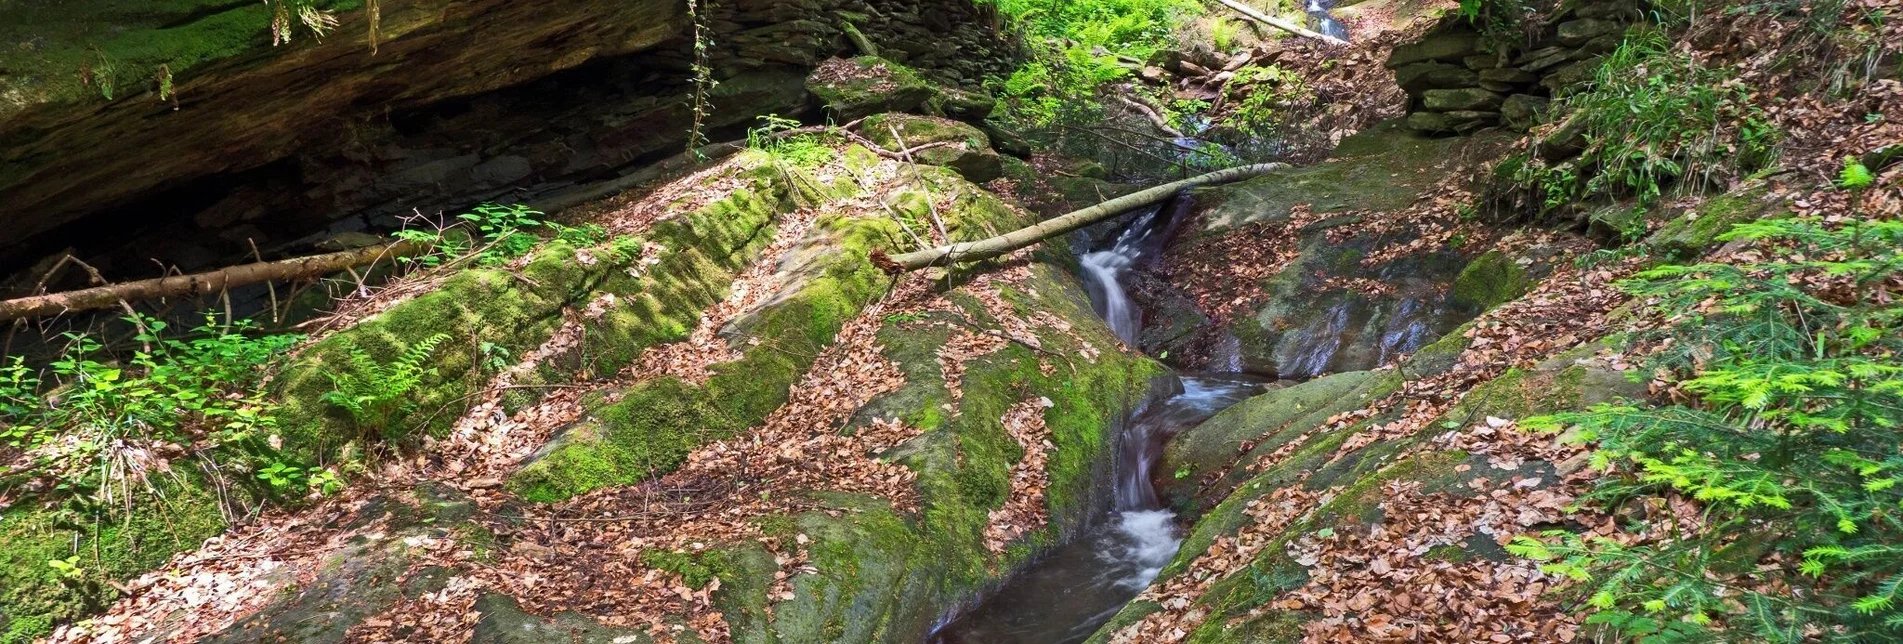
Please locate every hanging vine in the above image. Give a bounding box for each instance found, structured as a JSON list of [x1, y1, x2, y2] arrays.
[[685, 0, 720, 153]]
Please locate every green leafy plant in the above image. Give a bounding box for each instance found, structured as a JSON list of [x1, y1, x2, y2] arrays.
[[980, 0, 1202, 127], [1517, 29, 1780, 209], [1516, 210, 1903, 641], [748, 115, 835, 167], [550, 222, 608, 247], [257, 461, 304, 489], [459, 203, 545, 265], [46, 556, 84, 582], [0, 314, 300, 514], [1222, 65, 1310, 138], [478, 341, 513, 373], [319, 333, 453, 435]]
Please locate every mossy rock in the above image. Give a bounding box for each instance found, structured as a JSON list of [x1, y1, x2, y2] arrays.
[[1646, 181, 1779, 261], [678, 263, 1162, 643], [1222, 228, 1472, 380], [1449, 250, 1532, 312], [1, 475, 231, 644], [1197, 120, 1515, 230], [860, 113, 1003, 183], [510, 165, 1036, 502], [930, 86, 998, 122], [1159, 370, 1386, 511], [470, 594, 653, 644], [198, 487, 472, 643], [271, 161, 792, 464], [806, 56, 936, 121]]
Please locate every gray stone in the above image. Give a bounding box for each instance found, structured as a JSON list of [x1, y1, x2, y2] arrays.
[[1386, 28, 1482, 68], [982, 122, 1033, 159], [1538, 114, 1589, 161], [806, 56, 936, 121], [1578, 33, 1623, 55], [1557, 19, 1622, 46], [1463, 53, 1502, 70], [861, 112, 1004, 183], [934, 86, 997, 122], [1478, 80, 1516, 93], [1393, 62, 1480, 93], [1541, 58, 1601, 94], [1407, 110, 1497, 134], [471, 594, 651, 644], [1421, 87, 1505, 111], [1576, 0, 1640, 20], [1478, 67, 1538, 84], [1500, 94, 1551, 131], [1514, 46, 1571, 72]]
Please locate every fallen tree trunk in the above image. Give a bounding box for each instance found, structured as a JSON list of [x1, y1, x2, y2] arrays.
[[1214, 0, 1348, 45], [878, 163, 1285, 272], [0, 241, 426, 322]]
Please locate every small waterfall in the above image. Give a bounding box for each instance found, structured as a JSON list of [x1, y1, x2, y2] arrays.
[[929, 195, 1261, 644], [1079, 207, 1161, 345], [1307, 0, 1349, 41]]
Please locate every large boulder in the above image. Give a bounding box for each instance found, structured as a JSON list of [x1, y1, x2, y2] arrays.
[[1422, 87, 1506, 111], [1392, 62, 1481, 93], [1385, 27, 1482, 67], [860, 112, 1005, 183], [806, 56, 937, 121]]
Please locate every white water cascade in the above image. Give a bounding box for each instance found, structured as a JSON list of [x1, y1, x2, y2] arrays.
[[930, 195, 1263, 644]]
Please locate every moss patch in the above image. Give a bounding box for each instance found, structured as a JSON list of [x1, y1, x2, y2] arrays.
[[1449, 250, 1532, 312], [806, 56, 935, 121], [1, 475, 229, 643], [273, 162, 791, 465]]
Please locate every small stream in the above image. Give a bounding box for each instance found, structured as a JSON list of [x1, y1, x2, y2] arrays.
[[929, 197, 1262, 644]]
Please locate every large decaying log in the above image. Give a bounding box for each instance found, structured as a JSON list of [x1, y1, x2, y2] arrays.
[[877, 163, 1286, 272], [0, 241, 426, 322]]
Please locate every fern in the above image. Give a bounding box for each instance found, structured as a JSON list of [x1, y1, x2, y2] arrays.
[[321, 333, 452, 435], [1520, 216, 1903, 641]]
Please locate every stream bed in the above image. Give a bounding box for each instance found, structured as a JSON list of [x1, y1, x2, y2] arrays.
[[929, 197, 1263, 643]]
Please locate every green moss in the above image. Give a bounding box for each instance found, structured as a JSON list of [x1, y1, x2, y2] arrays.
[[273, 164, 790, 466], [511, 213, 895, 502], [2, 476, 229, 643], [1449, 250, 1532, 312], [1423, 544, 1471, 562], [1646, 182, 1777, 261], [805, 56, 936, 121]]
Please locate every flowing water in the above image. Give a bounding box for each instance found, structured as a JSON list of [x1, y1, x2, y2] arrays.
[[928, 196, 1263, 644]]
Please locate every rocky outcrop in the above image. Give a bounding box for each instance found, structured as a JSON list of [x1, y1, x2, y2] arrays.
[[1128, 122, 1566, 380], [0, 0, 1016, 283], [1387, 2, 1640, 135], [1, 132, 1173, 643]]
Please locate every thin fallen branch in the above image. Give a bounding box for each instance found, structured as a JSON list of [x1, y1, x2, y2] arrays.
[[0, 241, 427, 322], [1116, 95, 1189, 140], [1214, 0, 1348, 45], [876, 163, 1286, 272]]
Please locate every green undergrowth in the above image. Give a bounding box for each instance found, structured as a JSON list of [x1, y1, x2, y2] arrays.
[[1513, 177, 1903, 641], [1513, 27, 1779, 213], [0, 155, 798, 641], [978, 0, 1203, 127]]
